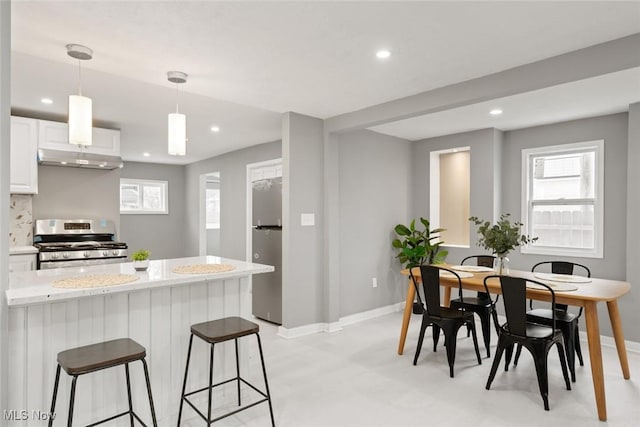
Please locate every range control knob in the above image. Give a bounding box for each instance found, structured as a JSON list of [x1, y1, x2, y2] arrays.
[[51, 253, 60, 260], [103, 250, 109, 256], [112, 250, 119, 256], [62, 252, 70, 259], [83, 251, 91, 258]]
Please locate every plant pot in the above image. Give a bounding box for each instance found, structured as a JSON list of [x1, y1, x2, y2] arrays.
[[133, 259, 149, 271]]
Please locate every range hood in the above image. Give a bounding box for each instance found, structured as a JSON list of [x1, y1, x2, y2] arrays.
[[38, 148, 123, 170]]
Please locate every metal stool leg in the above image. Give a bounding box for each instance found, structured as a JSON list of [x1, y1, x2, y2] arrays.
[[67, 376, 78, 427], [256, 333, 275, 427], [207, 343, 215, 423], [235, 338, 241, 406], [177, 334, 194, 426], [48, 365, 61, 427], [141, 358, 158, 427], [125, 363, 134, 427]]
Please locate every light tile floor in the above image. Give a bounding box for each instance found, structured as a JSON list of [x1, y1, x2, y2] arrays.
[[181, 311, 640, 427]]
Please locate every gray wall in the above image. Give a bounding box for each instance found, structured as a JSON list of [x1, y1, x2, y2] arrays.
[[411, 128, 502, 263], [184, 140, 282, 259], [409, 115, 637, 341], [120, 161, 186, 259], [33, 165, 121, 232], [282, 113, 325, 328], [625, 103, 640, 343], [338, 130, 412, 317], [501, 113, 628, 278], [502, 113, 630, 339]]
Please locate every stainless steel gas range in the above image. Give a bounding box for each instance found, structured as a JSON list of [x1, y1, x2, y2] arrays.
[[33, 219, 128, 269]]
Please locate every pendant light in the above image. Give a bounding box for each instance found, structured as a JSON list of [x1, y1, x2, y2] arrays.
[[167, 71, 187, 156], [66, 44, 93, 146]]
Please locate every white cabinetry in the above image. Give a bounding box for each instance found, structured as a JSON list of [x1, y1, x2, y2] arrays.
[[9, 253, 37, 272], [10, 116, 39, 194], [38, 119, 121, 156]]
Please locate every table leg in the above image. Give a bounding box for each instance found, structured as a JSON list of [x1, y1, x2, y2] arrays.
[[397, 278, 416, 355], [607, 300, 631, 379], [584, 301, 607, 421], [442, 287, 452, 308]]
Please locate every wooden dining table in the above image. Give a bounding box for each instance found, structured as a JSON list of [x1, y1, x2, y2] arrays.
[[398, 265, 631, 421]]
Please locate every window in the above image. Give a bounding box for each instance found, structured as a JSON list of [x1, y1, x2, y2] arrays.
[[120, 179, 168, 214], [521, 140, 604, 258], [206, 187, 220, 229]]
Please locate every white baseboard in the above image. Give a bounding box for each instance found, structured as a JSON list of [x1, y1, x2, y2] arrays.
[[579, 330, 640, 354], [277, 304, 640, 353], [277, 301, 405, 339]]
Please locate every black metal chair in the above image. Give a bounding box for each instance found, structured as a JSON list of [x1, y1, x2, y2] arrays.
[[513, 261, 590, 382], [48, 338, 157, 426], [449, 255, 496, 357], [411, 265, 482, 378], [484, 275, 571, 411]]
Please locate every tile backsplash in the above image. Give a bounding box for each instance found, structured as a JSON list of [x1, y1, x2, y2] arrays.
[[10, 194, 34, 246]]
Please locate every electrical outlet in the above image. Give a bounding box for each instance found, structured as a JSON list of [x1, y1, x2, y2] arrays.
[[372, 277, 378, 288]]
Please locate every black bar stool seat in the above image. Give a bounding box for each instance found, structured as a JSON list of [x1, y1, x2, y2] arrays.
[[178, 316, 275, 426], [49, 338, 157, 426], [191, 317, 259, 344]]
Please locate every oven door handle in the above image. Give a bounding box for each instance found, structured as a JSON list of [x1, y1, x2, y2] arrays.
[[38, 257, 128, 270]]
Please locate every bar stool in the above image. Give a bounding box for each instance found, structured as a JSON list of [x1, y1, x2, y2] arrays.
[[48, 338, 157, 427], [177, 316, 275, 426]]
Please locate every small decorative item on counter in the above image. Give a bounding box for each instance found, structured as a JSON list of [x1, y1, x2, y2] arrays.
[[469, 214, 538, 275], [131, 249, 150, 271]]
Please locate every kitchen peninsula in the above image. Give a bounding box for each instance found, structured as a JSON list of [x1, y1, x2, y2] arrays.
[[6, 256, 274, 425]]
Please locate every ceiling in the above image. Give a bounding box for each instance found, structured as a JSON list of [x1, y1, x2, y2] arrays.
[[10, 1, 640, 164]]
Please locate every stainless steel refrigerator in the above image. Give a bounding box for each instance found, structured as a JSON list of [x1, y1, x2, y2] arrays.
[[252, 177, 282, 324]]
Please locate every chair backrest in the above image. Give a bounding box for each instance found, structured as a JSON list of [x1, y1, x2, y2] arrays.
[[483, 275, 557, 337], [462, 255, 495, 299], [419, 265, 464, 317], [531, 261, 591, 277], [462, 255, 495, 268]]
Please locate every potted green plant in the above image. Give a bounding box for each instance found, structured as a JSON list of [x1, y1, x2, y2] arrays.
[[469, 213, 537, 274], [131, 249, 150, 271], [392, 217, 448, 269], [392, 217, 448, 314]]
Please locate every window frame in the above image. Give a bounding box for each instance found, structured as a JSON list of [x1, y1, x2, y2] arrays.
[[521, 140, 604, 258], [120, 178, 169, 215]]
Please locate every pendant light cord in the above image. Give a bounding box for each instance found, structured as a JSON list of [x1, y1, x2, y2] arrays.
[[77, 60, 83, 96], [175, 82, 179, 114]]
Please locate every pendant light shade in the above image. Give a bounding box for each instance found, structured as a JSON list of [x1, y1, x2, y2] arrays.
[[68, 94, 92, 146], [167, 71, 188, 156], [66, 44, 93, 146], [168, 112, 186, 156]]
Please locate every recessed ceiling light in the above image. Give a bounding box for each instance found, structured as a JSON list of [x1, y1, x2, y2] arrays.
[[143, 152, 150, 157], [490, 109, 503, 116], [376, 49, 391, 59], [41, 98, 53, 104], [210, 126, 220, 133]]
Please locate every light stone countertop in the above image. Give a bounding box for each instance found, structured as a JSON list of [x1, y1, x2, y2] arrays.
[[8, 245, 38, 255], [7, 256, 274, 307]]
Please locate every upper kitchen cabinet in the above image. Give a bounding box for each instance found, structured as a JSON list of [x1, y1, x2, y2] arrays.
[[38, 119, 121, 156], [10, 116, 38, 194]]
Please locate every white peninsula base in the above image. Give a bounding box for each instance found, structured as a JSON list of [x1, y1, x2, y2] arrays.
[[6, 256, 274, 426]]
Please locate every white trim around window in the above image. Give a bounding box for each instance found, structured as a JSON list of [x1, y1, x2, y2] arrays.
[[120, 178, 169, 214], [521, 140, 604, 258]]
